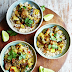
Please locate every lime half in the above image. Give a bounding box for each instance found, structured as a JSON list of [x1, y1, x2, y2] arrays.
[[44, 14, 54, 21], [2, 30, 9, 42], [39, 66, 55, 72]]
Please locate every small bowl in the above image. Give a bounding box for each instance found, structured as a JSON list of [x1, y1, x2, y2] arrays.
[[6, 0, 43, 34], [1, 41, 37, 72], [34, 24, 70, 59]]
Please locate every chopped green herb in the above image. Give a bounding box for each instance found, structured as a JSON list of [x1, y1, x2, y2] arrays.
[[8, 50, 12, 55], [25, 65, 29, 71], [28, 20, 33, 24], [12, 51, 17, 58], [48, 44, 51, 49], [7, 29, 17, 36], [7, 55, 12, 60], [26, 24, 31, 27], [41, 5, 45, 11], [49, 32, 53, 36], [8, 49, 17, 60], [52, 44, 58, 49], [54, 33, 60, 38], [10, 32, 17, 36], [50, 36, 56, 41], [19, 56, 23, 60], [19, 53, 26, 60], [22, 54, 26, 59], [25, 18, 29, 23], [19, 8, 22, 10], [23, 6, 26, 9], [25, 18, 33, 27], [19, 6, 26, 10], [57, 38, 62, 42]]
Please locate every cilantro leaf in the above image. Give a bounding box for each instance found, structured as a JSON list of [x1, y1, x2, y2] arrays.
[[7, 55, 12, 60], [23, 6, 26, 9], [22, 54, 26, 59], [28, 20, 33, 24], [41, 5, 45, 11], [12, 51, 17, 58], [19, 56, 22, 60], [26, 24, 31, 27], [50, 36, 56, 41], [10, 32, 17, 36], [19, 8, 22, 10], [25, 18, 29, 23], [25, 65, 29, 71], [19, 53, 26, 60], [8, 49, 17, 60], [25, 18, 33, 27], [8, 50, 12, 55], [52, 44, 58, 49], [19, 6, 26, 10], [48, 44, 51, 49], [54, 33, 60, 38], [57, 38, 62, 42], [7, 29, 17, 36], [7, 29, 13, 34]]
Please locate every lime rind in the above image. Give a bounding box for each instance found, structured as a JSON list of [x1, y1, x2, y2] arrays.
[[44, 68, 55, 72], [2, 30, 9, 42], [39, 66, 44, 72], [39, 66, 55, 72], [44, 14, 54, 21]]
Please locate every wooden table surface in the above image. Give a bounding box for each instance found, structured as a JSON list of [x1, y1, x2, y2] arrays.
[[0, 0, 72, 72]]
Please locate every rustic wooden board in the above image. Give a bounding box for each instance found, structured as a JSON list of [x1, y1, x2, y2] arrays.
[[0, 8, 68, 72]]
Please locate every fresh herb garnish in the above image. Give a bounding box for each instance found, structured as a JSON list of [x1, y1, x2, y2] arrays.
[[7, 55, 12, 60], [54, 33, 60, 38], [7, 50, 17, 60], [25, 18, 29, 23], [25, 65, 29, 72], [49, 32, 62, 42], [19, 6, 26, 10], [48, 44, 51, 49], [19, 56, 23, 60], [52, 44, 58, 49], [19, 8, 22, 10], [23, 6, 26, 9], [50, 36, 56, 41], [28, 20, 33, 24], [19, 53, 26, 60], [25, 18, 33, 27], [57, 38, 62, 42], [41, 5, 45, 11], [7, 29, 17, 36]]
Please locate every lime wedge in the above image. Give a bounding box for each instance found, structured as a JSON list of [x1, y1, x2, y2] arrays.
[[44, 14, 54, 21], [39, 66, 55, 72], [44, 68, 55, 72], [39, 66, 44, 72], [2, 30, 9, 42]]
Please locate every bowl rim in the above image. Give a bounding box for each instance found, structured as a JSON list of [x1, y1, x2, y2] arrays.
[[34, 23, 71, 59], [6, 0, 43, 35], [1, 40, 37, 72]]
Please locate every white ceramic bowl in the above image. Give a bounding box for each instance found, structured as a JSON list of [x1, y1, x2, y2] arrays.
[[6, 0, 43, 34], [1, 41, 37, 72], [34, 24, 70, 59]]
